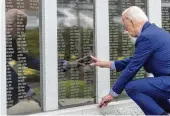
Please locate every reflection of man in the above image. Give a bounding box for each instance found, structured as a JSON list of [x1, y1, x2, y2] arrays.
[[91, 6, 170, 115], [6, 9, 40, 107], [59, 55, 92, 72]]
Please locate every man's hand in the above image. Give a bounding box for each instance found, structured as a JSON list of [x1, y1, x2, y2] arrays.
[[90, 55, 112, 68], [98, 94, 113, 108]]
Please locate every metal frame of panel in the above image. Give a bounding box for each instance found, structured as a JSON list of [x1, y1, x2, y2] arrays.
[[40, 0, 58, 111], [0, 0, 7, 115], [95, 0, 110, 103]]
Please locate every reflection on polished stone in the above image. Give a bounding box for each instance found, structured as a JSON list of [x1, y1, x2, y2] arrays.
[[57, 0, 95, 109], [109, 0, 148, 93], [6, 0, 40, 114], [59, 98, 94, 108], [7, 100, 40, 115]]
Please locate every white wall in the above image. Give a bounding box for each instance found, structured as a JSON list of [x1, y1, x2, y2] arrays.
[[0, 0, 7, 115]]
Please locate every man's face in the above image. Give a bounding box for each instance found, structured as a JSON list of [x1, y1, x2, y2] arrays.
[[6, 20, 17, 40], [122, 16, 137, 37], [6, 17, 26, 40]]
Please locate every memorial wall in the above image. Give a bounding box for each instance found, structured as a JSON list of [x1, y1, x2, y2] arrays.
[[57, 0, 96, 108], [109, 0, 147, 99], [162, 0, 170, 32], [4, 0, 161, 114], [5, 0, 41, 115]]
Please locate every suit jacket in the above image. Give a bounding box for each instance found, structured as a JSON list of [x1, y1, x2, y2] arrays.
[[112, 21, 170, 94], [7, 39, 40, 70]]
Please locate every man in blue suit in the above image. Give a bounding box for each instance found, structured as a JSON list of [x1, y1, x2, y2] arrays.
[[90, 6, 170, 115], [6, 9, 41, 107]]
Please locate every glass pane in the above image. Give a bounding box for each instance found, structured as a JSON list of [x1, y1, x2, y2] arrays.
[[57, 0, 96, 109], [109, 0, 148, 100], [162, 0, 170, 32], [5, 0, 41, 115]]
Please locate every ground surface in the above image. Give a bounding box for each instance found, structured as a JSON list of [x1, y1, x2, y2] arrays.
[[8, 99, 144, 115]]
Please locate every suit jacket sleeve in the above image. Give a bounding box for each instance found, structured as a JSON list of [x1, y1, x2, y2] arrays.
[[12, 40, 40, 70], [24, 53, 40, 70], [111, 36, 154, 94], [113, 57, 132, 72]]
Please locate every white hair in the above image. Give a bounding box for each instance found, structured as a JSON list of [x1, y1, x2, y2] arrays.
[[122, 6, 148, 22], [6, 9, 27, 40], [6, 9, 27, 26]]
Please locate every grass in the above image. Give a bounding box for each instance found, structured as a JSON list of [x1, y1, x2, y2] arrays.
[[59, 80, 94, 98], [33, 87, 40, 95]]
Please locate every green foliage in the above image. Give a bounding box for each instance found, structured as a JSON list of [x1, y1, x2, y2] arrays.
[[24, 26, 96, 99], [25, 28, 40, 59], [24, 71, 40, 82], [58, 26, 94, 61], [33, 87, 40, 95], [59, 80, 94, 98]]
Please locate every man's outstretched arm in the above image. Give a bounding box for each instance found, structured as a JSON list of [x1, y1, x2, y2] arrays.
[[110, 36, 154, 95], [111, 57, 132, 72]]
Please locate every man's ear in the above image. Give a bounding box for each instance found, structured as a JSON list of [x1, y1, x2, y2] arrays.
[[11, 22, 17, 39], [130, 20, 135, 27]]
